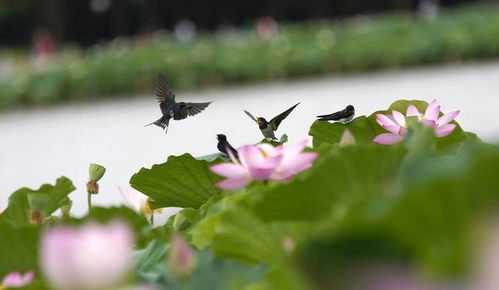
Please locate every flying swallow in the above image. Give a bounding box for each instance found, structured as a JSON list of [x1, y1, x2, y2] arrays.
[[244, 103, 300, 140], [146, 73, 211, 134], [316, 105, 355, 124]]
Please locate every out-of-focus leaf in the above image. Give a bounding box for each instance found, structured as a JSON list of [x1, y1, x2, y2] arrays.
[[384, 143, 499, 275], [172, 208, 201, 231], [191, 195, 226, 249], [213, 205, 285, 264], [298, 142, 499, 279], [192, 214, 222, 249], [252, 265, 313, 290], [136, 241, 267, 290], [1, 177, 75, 226], [130, 154, 223, 209], [0, 220, 39, 277], [253, 145, 406, 222], [135, 240, 169, 282]]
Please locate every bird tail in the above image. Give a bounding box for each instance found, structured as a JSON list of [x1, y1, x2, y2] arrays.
[[145, 117, 170, 133], [316, 114, 331, 120]]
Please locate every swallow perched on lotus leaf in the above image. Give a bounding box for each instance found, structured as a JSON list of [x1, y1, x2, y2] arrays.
[[145, 73, 212, 134], [244, 103, 300, 140], [316, 105, 355, 124], [216, 134, 238, 159]]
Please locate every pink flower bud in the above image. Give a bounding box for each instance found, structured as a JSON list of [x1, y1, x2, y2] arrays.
[[168, 233, 197, 280]]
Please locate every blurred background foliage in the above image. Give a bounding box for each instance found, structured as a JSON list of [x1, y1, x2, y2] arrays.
[[0, 1, 498, 108]]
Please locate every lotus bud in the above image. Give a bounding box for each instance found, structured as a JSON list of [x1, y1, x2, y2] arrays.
[[168, 233, 197, 280], [282, 236, 295, 254], [339, 129, 356, 147]]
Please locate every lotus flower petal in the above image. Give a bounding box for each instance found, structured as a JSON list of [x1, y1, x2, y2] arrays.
[[420, 119, 436, 127], [257, 143, 279, 156], [274, 152, 319, 180], [373, 133, 405, 145], [392, 110, 407, 127], [210, 163, 248, 178], [436, 124, 457, 137], [437, 110, 460, 127], [2, 271, 35, 287], [41, 221, 133, 290], [376, 114, 398, 128], [406, 105, 420, 117], [238, 145, 265, 168], [424, 100, 441, 121], [119, 186, 149, 213], [216, 177, 251, 190], [382, 124, 403, 135]]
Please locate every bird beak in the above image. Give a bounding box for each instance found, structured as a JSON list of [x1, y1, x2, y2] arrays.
[[216, 135, 219, 141]]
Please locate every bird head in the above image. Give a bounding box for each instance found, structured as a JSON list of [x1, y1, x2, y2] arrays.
[[256, 117, 267, 126], [216, 134, 226, 141], [346, 105, 355, 112]]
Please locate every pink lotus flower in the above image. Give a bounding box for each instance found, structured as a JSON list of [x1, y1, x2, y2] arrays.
[[406, 99, 460, 137], [1, 271, 35, 288], [40, 220, 133, 290], [210, 140, 319, 190], [374, 100, 460, 145]]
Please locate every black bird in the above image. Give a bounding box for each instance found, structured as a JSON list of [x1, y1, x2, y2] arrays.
[[216, 134, 238, 159], [146, 73, 212, 134], [316, 105, 355, 124], [244, 103, 300, 140]]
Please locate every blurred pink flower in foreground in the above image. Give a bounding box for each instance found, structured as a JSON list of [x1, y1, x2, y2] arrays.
[[168, 233, 197, 280], [374, 99, 460, 145], [210, 140, 319, 190], [1, 271, 34, 288], [40, 221, 133, 290]]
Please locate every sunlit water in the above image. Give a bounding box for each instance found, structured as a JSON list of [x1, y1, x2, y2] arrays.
[[1, 61, 499, 217]]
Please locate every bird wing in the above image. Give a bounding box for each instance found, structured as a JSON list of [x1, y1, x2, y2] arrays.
[[243, 110, 258, 123], [156, 73, 176, 104], [186, 102, 211, 116], [269, 102, 300, 130]]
